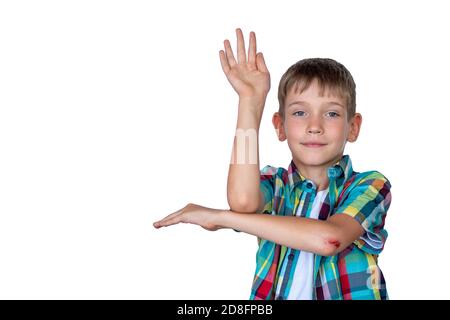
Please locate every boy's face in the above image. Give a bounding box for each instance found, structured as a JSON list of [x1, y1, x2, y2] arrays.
[[272, 79, 362, 171]]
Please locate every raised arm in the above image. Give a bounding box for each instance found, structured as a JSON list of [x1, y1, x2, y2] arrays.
[[219, 28, 271, 213]]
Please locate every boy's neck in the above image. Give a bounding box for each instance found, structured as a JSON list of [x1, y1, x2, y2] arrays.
[[293, 154, 343, 191]]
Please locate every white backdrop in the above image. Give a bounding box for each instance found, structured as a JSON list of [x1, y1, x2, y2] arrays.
[[1, 0, 449, 299]]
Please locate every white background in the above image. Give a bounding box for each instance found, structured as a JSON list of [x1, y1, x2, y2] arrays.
[[0, 0, 449, 299]]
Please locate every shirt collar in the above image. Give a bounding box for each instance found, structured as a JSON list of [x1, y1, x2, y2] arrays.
[[287, 154, 354, 190]]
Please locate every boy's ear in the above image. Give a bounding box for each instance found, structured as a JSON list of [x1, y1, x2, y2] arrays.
[[272, 112, 287, 141], [347, 113, 362, 143]]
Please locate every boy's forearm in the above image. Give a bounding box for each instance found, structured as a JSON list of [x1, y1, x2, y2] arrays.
[[216, 210, 341, 256], [227, 97, 265, 213]]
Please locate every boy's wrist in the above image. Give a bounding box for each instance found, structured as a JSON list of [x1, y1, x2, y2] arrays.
[[215, 210, 232, 230], [237, 98, 265, 125], [214, 210, 227, 229], [238, 93, 267, 103], [238, 95, 267, 110]]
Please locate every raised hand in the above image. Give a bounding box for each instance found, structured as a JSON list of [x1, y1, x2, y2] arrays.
[[219, 28, 271, 100]]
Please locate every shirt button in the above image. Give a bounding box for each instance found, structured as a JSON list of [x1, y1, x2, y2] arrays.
[[306, 182, 313, 189], [328, 168, 336, 178], [288, 253, 295, 259], [328, 167, 342, 178]]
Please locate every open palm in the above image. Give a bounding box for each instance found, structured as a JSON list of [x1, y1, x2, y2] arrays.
[[219, 29, 271, 99]]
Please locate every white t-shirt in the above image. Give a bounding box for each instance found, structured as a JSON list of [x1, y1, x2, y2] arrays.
[[286, 189, 328, 300]]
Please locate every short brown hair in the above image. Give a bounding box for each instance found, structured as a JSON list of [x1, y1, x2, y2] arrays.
[[277, 58, 356, 120]]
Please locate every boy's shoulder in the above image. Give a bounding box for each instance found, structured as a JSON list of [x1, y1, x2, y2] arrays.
[[349, 170, 391, 188], [260, 164, 283, 176], [260, 164, 289, 183], [340, 169, 392, 205]]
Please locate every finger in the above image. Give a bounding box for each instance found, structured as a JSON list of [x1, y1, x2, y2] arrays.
[[219, 50, 230, 74], [248, 31, 256, 66], [224, 39, 237, 67], [236, 28, 246, 64], [158, 208, 183, 223], [153, 207, 184, 227], [256, 52, 269, 73], [155, 215, 182, 228], [154, 214, 181, 228]]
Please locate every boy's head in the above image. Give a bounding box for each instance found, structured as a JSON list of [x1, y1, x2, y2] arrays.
[[278, 58, 356, 120], [272, 58, 362, 171]]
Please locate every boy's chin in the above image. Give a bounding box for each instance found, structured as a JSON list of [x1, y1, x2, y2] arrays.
[[294, 154, 341, 168]]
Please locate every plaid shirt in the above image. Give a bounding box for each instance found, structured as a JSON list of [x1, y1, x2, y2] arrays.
[[250, 155, 392, 300]]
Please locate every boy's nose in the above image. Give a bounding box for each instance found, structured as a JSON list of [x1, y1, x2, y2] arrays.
[[307, 120, 323, 134], [308, 127, 323, 134]]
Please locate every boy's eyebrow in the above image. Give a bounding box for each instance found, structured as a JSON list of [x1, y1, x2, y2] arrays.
[[287, 100, 345, 109]]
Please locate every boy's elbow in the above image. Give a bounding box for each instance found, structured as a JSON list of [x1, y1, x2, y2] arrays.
[[318, 240, 340, 257], [316, 227, 344, 257], [227, 194, 259, 213]]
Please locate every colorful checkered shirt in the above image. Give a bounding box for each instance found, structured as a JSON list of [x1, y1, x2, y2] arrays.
[[250, 155, 392, 300]]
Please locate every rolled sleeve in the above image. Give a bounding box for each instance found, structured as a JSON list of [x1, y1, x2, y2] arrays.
[[335, 171, 392, 255]]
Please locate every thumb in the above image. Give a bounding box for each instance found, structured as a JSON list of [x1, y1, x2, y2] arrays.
[[256, 52, 269, 73]]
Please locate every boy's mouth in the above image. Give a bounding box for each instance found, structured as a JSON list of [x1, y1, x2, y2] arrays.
[[301, 142, 327, 148]]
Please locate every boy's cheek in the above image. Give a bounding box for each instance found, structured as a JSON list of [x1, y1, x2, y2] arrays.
[[285, 126, 304, 141]]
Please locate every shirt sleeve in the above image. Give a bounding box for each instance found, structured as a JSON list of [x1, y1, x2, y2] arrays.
[[334, 171, 392, 255], [259, 165, 277, 214]]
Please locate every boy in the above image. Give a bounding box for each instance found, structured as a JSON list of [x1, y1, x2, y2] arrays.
[[153, 28, 391, 300]]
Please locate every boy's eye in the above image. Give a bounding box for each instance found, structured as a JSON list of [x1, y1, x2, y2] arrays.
[[293, 111, 306, 117], [326, 111, 340, 118]]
